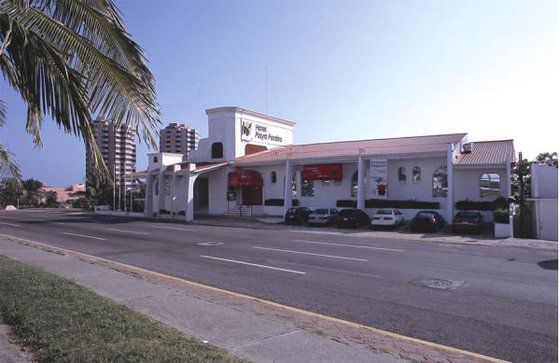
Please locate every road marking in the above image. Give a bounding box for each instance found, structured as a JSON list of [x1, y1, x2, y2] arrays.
[[288, 262, 379, 278], [0, 234, 508, 363], [150, 225, 197, 232], [108, 228, 149, 235], [0, 222, 21, 227], [293, 239, 404, 252], [201, 255, 306, 275], [254, 246, 368, 262], [63, 232, 106, 241]]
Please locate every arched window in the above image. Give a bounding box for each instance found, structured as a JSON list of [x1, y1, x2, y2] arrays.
[[412, 166, 421, 183], [432, 166, 448, 197], [480, 173, 501, 197], [211, 142, 223, 159], [351, 171, 358, 197], [398, 167, 406, 182], [271, 171, 277, 183]]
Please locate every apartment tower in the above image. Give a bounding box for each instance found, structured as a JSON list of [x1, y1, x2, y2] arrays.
[[159, 123, 200, 159]]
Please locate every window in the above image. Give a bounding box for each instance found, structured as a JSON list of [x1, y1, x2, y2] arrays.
[[153, 156, 158, 163], [398, 167, 406, 182], [480, 173, 501, 198], [211, 142, 223, 159], [412, 166, 421, 183], [291, 172, 297, 198], [351, 171, 358, 197], [432, 166, 448, 197], [271, 171, 277, 183], [301, 174, 314, 197]]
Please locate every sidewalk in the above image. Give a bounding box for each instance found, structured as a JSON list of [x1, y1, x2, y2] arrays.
[[0, 323, 29, 363], [0, 235, 495, 363]]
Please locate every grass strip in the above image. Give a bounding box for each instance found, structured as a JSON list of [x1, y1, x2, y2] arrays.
[[0, 255, 245, 362]]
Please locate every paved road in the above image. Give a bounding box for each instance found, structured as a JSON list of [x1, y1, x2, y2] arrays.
[[0, 209, 557, 362]]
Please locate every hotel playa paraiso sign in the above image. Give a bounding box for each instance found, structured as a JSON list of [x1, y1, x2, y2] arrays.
[[240, 119, 284, 145], [370, 160, 388, 198]]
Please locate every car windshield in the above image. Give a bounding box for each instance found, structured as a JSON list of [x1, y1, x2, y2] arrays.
[[313, 209, 329, 214], [417, 212, 434, 218], [340, 210, 355, 217], [376, 210, 393, 215]]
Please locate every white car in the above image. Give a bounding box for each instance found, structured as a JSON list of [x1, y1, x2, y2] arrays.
[[370, 209, 404, 227], [307, 208, 340, 226]]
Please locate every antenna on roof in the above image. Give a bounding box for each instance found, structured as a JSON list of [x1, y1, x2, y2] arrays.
[[264, 67, 268, 113]]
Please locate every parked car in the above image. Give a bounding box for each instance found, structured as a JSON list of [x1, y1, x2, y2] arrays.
[[337, 209, 370, 228], [284, 207, 312, 225], [370, 209, 404, 228], [410, 210, 445, 232], [452, 211, 484, 233], [308, 208, 340, 226]]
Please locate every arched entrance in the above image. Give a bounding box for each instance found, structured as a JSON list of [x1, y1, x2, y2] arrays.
[[193, 176, 209, 214], [228, 170, 263, 206]]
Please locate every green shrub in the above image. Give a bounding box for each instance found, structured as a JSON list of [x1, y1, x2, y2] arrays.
[[264, 199, 299, 206], [71, 197, 89, 209], [365, 199, 439, 209], [336, 200, 357, 208], [456, 197, 508, 211], [493, 209, 510, 224]]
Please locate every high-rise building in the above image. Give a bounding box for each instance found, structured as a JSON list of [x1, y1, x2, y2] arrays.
[[159, 123, 200, 159], [86, 119, 137, 190]]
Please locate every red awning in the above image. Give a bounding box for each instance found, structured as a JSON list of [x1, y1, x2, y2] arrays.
[[228, 170, 263, 186]]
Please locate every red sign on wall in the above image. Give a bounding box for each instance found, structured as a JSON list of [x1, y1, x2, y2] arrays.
[[302, 163, 343, 181]]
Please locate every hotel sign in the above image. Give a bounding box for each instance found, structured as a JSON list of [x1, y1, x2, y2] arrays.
[[302, 163, 343, 181], [240, 119, 284, 145]]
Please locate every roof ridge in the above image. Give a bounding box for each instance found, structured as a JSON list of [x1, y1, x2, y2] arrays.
[[292, 132, 467, 147], [470, 139, 514, 144]]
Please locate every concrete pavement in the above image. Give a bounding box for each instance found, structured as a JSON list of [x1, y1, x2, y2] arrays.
[[0, 235, 482, 363], [0, 209, 557, 362]]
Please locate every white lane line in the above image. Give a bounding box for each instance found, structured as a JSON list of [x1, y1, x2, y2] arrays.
[[63, 232, 106, 241], [293, 240, 404, 252], [201, 255, 306, 275], [254, 246, 368, 262], [108, 228, 149, 235], [150, 225, 197, 232], [0, 222, 21, 227], [289, 262, 379, 278]]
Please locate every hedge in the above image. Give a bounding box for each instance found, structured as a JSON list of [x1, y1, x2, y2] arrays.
[[264, 199, 299, 207], [493, 209, 509, 224], [456, 197, 508, 211], [336, 199, 439, 209]]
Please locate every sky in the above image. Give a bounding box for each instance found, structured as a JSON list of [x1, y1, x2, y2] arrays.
[[0, 0, 557, 185]]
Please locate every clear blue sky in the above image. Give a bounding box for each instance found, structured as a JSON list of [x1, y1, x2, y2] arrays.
[[0, 0, 557, 185]]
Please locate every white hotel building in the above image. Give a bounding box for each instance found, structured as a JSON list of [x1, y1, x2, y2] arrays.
[[144, 106, 515, 223]]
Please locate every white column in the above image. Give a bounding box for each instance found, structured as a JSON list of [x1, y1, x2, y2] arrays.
[[185, 174, 196, 222], [157, 172, 165, 217], [357, 154, 365, 210], [283, 159, 292, 215], [446, 144, 454, 223], [144, 174, 153, 217]]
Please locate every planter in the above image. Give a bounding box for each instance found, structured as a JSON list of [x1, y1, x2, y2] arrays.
[[494, 222, 511, 239]]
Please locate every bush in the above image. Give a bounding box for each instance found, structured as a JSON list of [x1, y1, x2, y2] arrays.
[[159, 209, 170, 215], [337, 199, 439, 209], [71, 197, 89, 209], [264, 199, 299, 206], [336, 200, 357, 208], [456, 197, 508, 211], [493, 209, 510, 224], [178, 211, 185, 216]]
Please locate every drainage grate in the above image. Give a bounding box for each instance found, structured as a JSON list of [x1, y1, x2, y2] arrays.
[[416, 278, 464, 291]]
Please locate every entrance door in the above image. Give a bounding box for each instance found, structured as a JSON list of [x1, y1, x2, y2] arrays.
[[242, 185, 262, 205]]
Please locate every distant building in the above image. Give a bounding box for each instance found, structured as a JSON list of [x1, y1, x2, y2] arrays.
[[86, 119, 136, 190], [159, 123, 200, 160], [42, 183, 86, 205]]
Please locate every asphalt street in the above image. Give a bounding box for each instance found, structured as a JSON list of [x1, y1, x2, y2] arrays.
[[0, 209, 557, 362]]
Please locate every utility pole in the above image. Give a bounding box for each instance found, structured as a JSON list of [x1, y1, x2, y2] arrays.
[[113, 162, 116, 211]]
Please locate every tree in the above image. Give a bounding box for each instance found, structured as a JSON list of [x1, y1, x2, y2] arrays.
[[44, 190, 58, 207], [85, 172, 112, 206], [0, 1, 160, 180], [511, 152, 531, 205], [0, 177, 23, 206], [535, 152, 558, 168], [21, 177, 43, 207]]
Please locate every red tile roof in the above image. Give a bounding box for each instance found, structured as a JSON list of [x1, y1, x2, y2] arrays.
[[455, 140, 515, 165], [235, 133, 467, 164]]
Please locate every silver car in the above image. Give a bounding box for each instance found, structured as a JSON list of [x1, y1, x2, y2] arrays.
[[308, 208, 340, 226]]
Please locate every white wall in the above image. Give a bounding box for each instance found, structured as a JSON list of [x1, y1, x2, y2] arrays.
[[534, 199, 558, 241], [386, 157, 447, 203], [532, 164, 558, 198], [453, 167, 508, 201]]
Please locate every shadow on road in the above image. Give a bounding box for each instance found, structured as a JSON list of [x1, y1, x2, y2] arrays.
[[537, 259, 558, 270]]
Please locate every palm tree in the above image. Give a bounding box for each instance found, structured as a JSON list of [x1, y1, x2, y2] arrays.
[[0, 0, 160, 179]]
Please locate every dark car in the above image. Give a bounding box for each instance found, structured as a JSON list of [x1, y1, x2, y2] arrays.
[[337, 209, 370, 228], [284, 207, 312, 225], [452, 211, 484, 233], [410, 210, 445, 232]]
